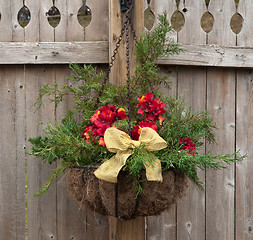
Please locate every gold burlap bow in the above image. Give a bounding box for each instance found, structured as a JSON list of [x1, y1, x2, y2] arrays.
[[94, 127, 167, 183]]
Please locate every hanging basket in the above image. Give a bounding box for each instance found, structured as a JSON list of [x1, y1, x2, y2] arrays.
[[65, 166, 188, 220]]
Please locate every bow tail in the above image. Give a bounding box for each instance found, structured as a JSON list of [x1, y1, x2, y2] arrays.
[[144, 158, 163, 182], [94, 150, 132, 183]]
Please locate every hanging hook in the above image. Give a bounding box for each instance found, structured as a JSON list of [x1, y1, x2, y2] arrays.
[[119, 0, 129, 12]]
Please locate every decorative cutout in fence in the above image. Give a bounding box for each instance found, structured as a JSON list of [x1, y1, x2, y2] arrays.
[[18, 5, 31, 28], [144, 7, 155, 30], [171, 10, 184, 32], [46, 6, 61, 28], [77, 4, 92, 29], [230, 12, 243, 34], [201, 11, 214, 33]]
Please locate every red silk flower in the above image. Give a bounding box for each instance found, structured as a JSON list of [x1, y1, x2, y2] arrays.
[[131, 121, 158, 140], [82, 105, 126, 146], [179, 137, 197, 155], [136, 92, 165, 125]]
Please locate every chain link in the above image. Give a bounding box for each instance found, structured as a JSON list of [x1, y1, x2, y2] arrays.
[[95, 0, 137, 119]]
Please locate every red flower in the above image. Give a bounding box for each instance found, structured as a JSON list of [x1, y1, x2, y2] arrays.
[[98, 137, 105, 146], [179, 138, 197, 155], [83, 104, 127, 144], [117, 108, 126, 120], [90, 110, 100, 123], [82, 126, 94, 142], [131, 121, 158, 140], [136, 92, 165, 125]]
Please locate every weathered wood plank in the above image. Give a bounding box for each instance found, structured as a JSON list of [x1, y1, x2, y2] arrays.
[[25, 0, 40, 42], [206, 68, 236, 240], [85, 0, 109, 41], [108, 1, 145, 239], [39, 0, 55, 42], [177, 67, 206, 240], [66, 0, 84, 41], [206, 1, 236, 240], [158, 44, 253, 68], [235, 69, 253, 240], [0, 42, 253, 67], [11, 0, 24, 42], [146, 1, 181, 239], [108, 0, 127, 86], [26, 65, 57, 240], [146, 66, 178, 240], [0, 41, 109, 64], [236, 1, 253, 239], [176, 1, 206, 239], [0, 65, 26, 240], [0, 0, 12, 41], [54, 65, 90, 240], [55, 0, 68, 42]]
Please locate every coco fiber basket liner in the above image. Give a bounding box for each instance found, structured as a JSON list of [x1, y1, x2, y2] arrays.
[[65, 166, 188, 220]]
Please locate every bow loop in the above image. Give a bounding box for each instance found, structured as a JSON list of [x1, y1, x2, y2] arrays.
[[94, 127, 167, 183]]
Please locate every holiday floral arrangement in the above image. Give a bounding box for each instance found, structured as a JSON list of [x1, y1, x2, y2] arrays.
[[29, 13, 245, 206]]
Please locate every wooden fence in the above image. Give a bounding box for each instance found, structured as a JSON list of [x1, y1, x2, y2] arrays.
[[0, 0, 252, 239]]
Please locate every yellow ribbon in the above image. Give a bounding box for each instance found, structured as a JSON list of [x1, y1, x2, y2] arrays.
[[94, 127, 167, 183]]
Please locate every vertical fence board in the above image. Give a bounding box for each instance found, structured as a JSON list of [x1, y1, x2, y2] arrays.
[[146, 2, 180, 240], [236, 1, 253, 239], [66, 0, 84, 41], [54, 65, 89, 240], [26, 66, 57, 240], [177, 66, 206, 240], [146, 66, 178, 240], [176, 1, 206, 240], [25, 0, 40, 42], [40, 0, 55, 41], [85, 0, 109, 41], [235, 69, 253, 240], [11, 0, 24, 42], [206, 68, 236, 240], [206, 1, 237, 240], [0, 65, 25, 240], [0, 0, 12, 41], [55, 0, 68, 42]]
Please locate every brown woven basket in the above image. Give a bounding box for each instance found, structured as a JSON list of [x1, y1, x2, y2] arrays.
[[65, 166, 188, 220]]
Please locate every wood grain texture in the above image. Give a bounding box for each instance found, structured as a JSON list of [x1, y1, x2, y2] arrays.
[[108, 0, 127, 86], [177, 66, 206, 240], [146, 2, 180, 240], [146, 66, 177, 240], [1, 42, 253, 67], [25, 0, 40, 42], [11, 0, 24, 42], [0, 41, 109, 64], [176, 1, 206, 240], [0, 65, 26, 240], [55, 0, 68, 42], [39, 0, 55, 42], [236, 1, 253, 239], [108, 1, 145, 239], [54, 65, 90, 240], [26, 65, 57, 240], [66, 0, 84, 41], [0, 0, 12, 41], [206, 1, 236, 240], [85, 0, 109, 41], [109, 217, 145, 240], [235, 69, 253, 240]]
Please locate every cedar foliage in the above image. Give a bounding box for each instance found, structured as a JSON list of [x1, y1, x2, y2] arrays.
[[29, 13, 246, 196]]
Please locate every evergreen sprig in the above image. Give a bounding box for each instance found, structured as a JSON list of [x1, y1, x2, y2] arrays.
[[29, 13, 246, 196]]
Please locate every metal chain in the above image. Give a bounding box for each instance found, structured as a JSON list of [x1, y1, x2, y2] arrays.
[[95, 16, 129, 107], [95, 0, 138, 120], [125, 21, 131, 133]]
